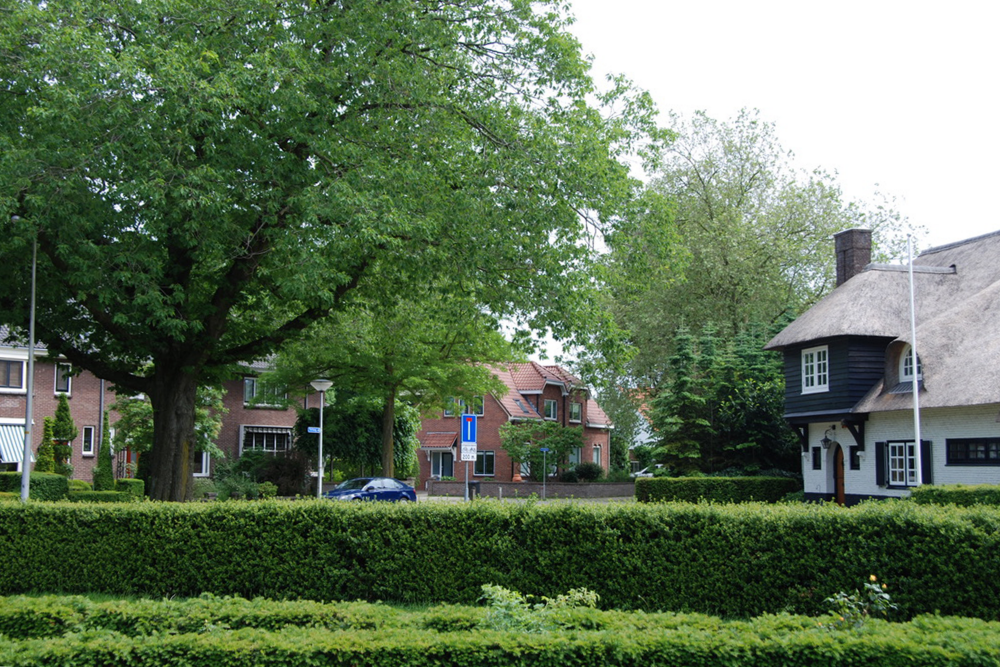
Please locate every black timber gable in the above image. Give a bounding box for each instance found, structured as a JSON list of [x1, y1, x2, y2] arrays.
[[782, 336, 894, 421]]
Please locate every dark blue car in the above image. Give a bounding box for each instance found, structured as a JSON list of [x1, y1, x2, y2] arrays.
[[323, 477, 417, 502]]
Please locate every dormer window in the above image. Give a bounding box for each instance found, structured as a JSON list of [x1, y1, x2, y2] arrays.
[[801, 345, 829, 394], [900, 345, 923, 382]]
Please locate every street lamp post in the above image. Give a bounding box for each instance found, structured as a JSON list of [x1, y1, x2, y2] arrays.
[[310, 379, 333, 499], [14, 216, 35, 503], [539, 447, 550, 500]]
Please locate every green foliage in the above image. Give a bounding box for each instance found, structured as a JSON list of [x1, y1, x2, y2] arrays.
[[0, 0, 661, 501], [498, 421, 584, 480], [635, 477, 801, 503], [67, 491, 134, 503], [1, 501, 1000, 620], [92, 412, 115, 491], [111, 387, 227, 460], [114, 479, 145, 499], [648, 323, 799, 473], [67, 479, 92, 493], [0, 472, 67, 501], [294, 394, 419, 478], [34, 418, 55, 474], [480, 584, 599, 633], [910, 484, 1000, 506], [52, 394, 78, 444], [574, 462, 604, 482], [824, 575, 898, 629]]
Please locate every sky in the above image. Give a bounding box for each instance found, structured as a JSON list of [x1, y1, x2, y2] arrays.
[[567, 0, 1000, 249]]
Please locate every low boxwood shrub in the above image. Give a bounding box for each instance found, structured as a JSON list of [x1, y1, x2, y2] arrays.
[[67, 479, 92, 493], [66, 491, 133, 503], [115, 478, 144, 499], [574, 462, 604, 482], [910, 484, 1000, 506], [1, 501, 1000, 619], [0, 472, 68, 501], [635, 476, 801, 503]]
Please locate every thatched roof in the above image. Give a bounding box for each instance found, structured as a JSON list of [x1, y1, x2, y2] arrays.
[[766, 229, 1000, 411]]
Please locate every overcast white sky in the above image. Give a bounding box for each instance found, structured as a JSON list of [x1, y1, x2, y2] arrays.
[[568, 0, 1000, 249]]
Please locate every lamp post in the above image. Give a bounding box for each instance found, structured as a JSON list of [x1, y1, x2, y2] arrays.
[[310, 379, 333, 499], [14, 216, 35, 503], [539, 447, 549, 500]]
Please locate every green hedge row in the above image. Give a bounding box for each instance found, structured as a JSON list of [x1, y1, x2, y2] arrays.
[[66, 491, 134, 503], [635, 476, 801, 503], [0, 473, 67, 501], [911, 484, 1000, 506], [0, 597, 998, 667], [1, 501, 1000, 619]]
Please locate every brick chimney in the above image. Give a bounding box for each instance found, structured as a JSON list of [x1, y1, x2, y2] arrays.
[[834, 228, 872, 286]]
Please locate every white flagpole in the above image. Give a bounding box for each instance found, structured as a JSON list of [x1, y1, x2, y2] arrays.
[[908, 234, 923, 486]]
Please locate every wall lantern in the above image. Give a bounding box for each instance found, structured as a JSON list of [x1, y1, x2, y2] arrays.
[[820, 425, 839, 450]]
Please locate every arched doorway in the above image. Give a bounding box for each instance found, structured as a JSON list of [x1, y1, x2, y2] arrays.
[[833, 444, 845, 506]]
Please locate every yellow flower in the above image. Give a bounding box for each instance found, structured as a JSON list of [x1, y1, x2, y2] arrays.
[[882, 584, 887, 590], [869, 575, 877, 582]]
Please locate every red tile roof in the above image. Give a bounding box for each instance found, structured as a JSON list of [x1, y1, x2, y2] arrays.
[[418, 432, 458, 449], [585, 398, 611, 428]]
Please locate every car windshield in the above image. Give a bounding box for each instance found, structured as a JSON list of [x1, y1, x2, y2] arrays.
[[337, 478, 371, 490]]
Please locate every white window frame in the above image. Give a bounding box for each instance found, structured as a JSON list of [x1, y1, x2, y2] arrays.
[[900, 345, 923, 382], [192, 449, 210, 477], [464, 396, 485, 417], [81, 425, 95, 457], [0, 358, 25, 394], [801, 345, 829, 394], [55, 363, 72, 395], [474, 450, 495, 476], [888, 440, 918, 487], [243, 377, 286, 408], [239, 425, 293, 455], [431, 450, 454, 478], [543, 399, 558, 420], [592, 445, 602, 466], [568, 447, 582, 466], [569, 402, 582, 423], [443, 397, 457, 417]]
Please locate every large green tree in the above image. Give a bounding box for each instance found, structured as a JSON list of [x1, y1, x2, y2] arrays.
[[0, 0, 660, 499]]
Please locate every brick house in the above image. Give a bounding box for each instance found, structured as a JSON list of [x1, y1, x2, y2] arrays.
[[765, 228, 1000, 504], [416, 362, 612, 488], [0, 330, 315, 481]]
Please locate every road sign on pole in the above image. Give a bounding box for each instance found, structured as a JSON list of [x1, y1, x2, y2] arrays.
[[461, 414, 477, 443]]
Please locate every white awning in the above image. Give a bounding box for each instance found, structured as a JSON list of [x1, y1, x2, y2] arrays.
[[0, 424, 34, 464]]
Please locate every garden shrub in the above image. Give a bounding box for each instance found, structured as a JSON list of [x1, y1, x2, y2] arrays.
[[114, 478, 144, 499], [0, 472, 68, 501], [910, 484, 1000, 506], [574, 462, 604, 482], [66, 491, 133, 503], [635, 476, 800, 503], [0, 492, 18, 502], [67, 479, 93, 493], [1, 501, 1000, 620]]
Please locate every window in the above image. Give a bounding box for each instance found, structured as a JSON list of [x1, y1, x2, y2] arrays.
[[243, 378, 286, 407], [569, 402, 582, 422], [543, 399, 558, 420], [592, 445, 602, 465], [241, 426, 293, 454], [465, 396, 485, 417], [192, 449, 210, 477], [811, 447, 822, 470], [568, 447, 582, 466], [801, 346, 829, 394], [443, 397, 457, 417], [55, 363, 72, 394], [445, 396, 485, 417], [888, 440, 917, 486], [0, 360, 24, 391], [81, 426, 95, 457], [900, 345, 923, 382], [474, 451, 495, 476], [431, 451, 454, 478], [947, 438, 1000, 465]]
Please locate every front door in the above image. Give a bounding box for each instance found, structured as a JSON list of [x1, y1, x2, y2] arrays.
[[833, 445, 845, 505]]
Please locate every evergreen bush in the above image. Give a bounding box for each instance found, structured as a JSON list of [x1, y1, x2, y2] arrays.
[[910, 484, 1000, 506], [92, 411, 115, 491], [635, 476, 800, 503], [67, 491, 133, 503], [114, 478, 145, 499], [34, 418, 56, 474], [0, 472, 68, 501], [51, 395, 77, 477]]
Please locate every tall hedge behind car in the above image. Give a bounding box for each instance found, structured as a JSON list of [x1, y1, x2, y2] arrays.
[[0, 500, 999, 619]]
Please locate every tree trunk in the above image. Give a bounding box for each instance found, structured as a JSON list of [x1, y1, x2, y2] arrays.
[[380, 387, 396, 477], [146, 367, 199, 501]]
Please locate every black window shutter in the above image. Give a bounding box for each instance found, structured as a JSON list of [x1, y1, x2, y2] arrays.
[[921, 440, 933, 484], [875, 441, 887, 486]]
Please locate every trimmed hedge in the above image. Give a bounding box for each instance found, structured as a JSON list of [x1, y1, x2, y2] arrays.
[[911, 484, 1000, 507], [115, 478, 145, 498], [66, 491, 134, 503], [2, 501, 1000, 619], [636, 476, 801, 503], [0, 472, 68, 501], [0, 596, 999, 666]]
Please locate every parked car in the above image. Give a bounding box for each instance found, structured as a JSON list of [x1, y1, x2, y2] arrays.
[[323, 477, 417, 502], [631, 464, 664, 478]]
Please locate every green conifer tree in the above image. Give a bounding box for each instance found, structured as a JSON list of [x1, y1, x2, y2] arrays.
[[34, 417, 56, 473], [51, 394, 77, 477], [92, 411, 115, 491]]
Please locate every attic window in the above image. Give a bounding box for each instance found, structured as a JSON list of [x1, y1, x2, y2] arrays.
[[801, 346, 829, 394], [900, 345, 923, 382], [514, 399, 530, 414]]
